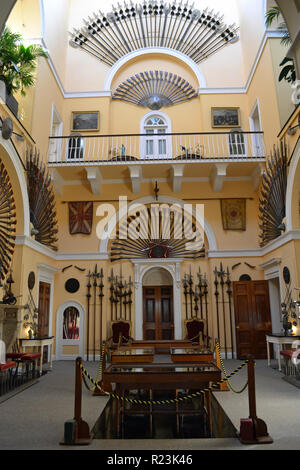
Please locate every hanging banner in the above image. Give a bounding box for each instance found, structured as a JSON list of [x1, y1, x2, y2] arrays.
[[68, 202, 93, 234]]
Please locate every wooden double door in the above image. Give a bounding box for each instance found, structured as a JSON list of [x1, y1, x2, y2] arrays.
[[233, 280, 272, 359], [143, 286, 174, 340]]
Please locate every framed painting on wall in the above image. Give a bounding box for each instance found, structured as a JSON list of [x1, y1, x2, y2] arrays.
[[71, 111, 100, 132], [212, 107, 240, 128]]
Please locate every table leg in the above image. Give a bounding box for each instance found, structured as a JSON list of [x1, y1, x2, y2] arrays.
[[39, 345, 44, 376], [49, 343, 53, 370], [205, 391, 212, 437], [277, 343, 282, 371], [267, 340, 270, 367]]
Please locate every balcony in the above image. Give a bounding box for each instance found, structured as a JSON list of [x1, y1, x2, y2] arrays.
[[47, 131, 267, 194], [48, 131, 266, 165]]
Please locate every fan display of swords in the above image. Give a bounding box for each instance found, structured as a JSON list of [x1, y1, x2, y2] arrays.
[[213, 263, 234, 359], [110, 204, 205, 261], [26, 148, 58, 251], [70, 0, 239, 67], [112, 71, 198, 110], [259, 141, 287, 247], [86, 265, 104, 361], [108, 267, 133, 323], [0, 158, 16, 280], [182, 267, 208, 337]]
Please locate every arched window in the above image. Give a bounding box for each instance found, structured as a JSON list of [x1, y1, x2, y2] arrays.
[[67, 133, 84, 160], [141, 112, 172, 159], [63, 306, 80, 340], [228, 129, 247, 157]]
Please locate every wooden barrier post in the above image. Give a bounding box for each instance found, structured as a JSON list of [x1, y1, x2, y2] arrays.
[[239, 356, 273, 444], [60, 357, 91, 445]]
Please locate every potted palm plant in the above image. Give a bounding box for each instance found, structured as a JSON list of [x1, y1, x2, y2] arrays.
[[0, 27, 47, 117]]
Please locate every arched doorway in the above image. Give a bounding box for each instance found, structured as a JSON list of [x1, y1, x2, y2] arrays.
[[142, 267, 174, 340]]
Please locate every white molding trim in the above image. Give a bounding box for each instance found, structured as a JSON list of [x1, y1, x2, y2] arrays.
[[37, 262, 58, 362], [104, 48, 207, 90], [132, 259, 183, 340], [15, 232, 300, 261]]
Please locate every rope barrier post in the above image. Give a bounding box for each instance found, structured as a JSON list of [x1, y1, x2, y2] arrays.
[[215, 339, 229, 391], [60, 357, 92, 446], [239, 355, 273, 445]]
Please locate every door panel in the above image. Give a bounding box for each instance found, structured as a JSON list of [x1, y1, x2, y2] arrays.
[[233, 281, 272, 359], [143, 286, 174, 340], [38, 281, 51, 363]]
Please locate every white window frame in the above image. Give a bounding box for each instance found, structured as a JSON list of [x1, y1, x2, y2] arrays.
[[228, 128, 248, 158], [249, 98, 264, 157], [48, 104, 63, 162], [140, 111, 172, 160], [66, 132, 85, 161]]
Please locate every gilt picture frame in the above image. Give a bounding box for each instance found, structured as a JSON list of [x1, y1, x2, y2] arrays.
[[71, 111, 100, 132], [212, 107, 240, 128]]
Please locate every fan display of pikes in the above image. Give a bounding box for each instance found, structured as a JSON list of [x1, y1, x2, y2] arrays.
[[68, 202, 93, 235], [220, 199, 246, 231], [259, 142, 287, 247], [110, 204, 205, 261], [0, 159, 16, 280], [26, 149, 58, 250]]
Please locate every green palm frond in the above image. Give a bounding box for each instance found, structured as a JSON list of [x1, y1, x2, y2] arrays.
[[0, 27, 47, 96]]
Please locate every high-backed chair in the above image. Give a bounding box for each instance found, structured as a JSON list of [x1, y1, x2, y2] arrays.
[[184, 318, 211, 349], [108, 320, 133, 349]]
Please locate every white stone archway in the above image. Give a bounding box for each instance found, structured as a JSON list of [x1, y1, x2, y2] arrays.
[[0, 137, 30, 237], [133, 258, 183, 340], [104, 48, 207, 92], [55, 300, 85, 360]]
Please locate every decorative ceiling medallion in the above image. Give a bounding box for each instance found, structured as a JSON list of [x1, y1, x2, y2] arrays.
[[70, 0, 239, 67], [110, 204, 205, 261], [258, 142, 287, 248], [0, 159, 16, 280], [26, 148, 58, 251], [112, 70, 198, 109]]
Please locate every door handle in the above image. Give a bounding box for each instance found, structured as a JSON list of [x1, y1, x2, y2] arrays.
[[236, 326, 240, 329]]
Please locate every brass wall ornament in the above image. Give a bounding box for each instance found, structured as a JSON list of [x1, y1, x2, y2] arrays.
[[26, 148, 58, 251], [258, 142, 287, 247], [112, 71, 198, 109], [70, 0, 239, 67]]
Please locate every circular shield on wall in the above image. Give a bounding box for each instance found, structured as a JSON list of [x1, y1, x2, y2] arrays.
[[65, 278, 80, 293], [283, 267, 290, 285], [28, 271, 35, 290]]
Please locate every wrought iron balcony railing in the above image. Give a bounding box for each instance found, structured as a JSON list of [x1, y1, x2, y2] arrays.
[[47, 131, 266, 164]]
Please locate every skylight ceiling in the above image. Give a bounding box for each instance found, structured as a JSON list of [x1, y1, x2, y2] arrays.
[[70, 0, 239, 67]]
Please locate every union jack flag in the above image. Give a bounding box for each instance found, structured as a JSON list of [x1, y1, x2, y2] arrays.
[[68, 202, 93, 235]]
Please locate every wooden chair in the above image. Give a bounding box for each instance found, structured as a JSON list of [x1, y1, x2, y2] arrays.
[[107, 320, 133, 349], [184, 318, 211, 349]]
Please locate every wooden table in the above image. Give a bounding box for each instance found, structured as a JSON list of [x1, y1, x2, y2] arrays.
[[171, 347, 213, 363], [266, 333, 300, 371], [101, 362, 221, 436], [20, 336, 54, 376], [111, 348, 154, 364]]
